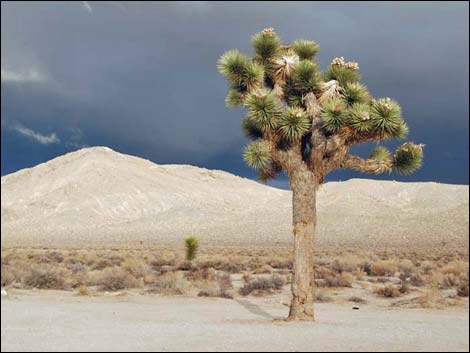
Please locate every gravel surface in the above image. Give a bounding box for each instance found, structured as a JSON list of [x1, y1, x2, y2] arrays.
[[1, 291, 469, 352]]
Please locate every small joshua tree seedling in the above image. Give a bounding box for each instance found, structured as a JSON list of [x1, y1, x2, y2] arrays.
[[218, 28, 424, 321], [184, 236, 199, 261]]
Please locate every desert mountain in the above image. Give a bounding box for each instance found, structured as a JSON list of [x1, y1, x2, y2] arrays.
[[1, 147, 468, 252]]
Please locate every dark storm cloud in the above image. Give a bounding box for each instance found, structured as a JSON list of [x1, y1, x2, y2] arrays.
[[1, 1, 468, 185]]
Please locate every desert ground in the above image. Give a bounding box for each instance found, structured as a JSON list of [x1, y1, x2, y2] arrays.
[[1, 147, 469, 351], [2, 290, 469, 352]]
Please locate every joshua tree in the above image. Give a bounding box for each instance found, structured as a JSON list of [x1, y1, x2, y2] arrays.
[[184, 236, 199, 261], [218, 28, 424, 321]]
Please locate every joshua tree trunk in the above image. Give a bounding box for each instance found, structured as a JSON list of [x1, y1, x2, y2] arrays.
[[287, 169, 317, 321]]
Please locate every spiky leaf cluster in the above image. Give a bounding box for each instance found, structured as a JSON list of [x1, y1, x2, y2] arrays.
[[370, 98, 408, 139], [245, 92, 282, 132], [241, 116, 263, 140], [321, 98, 347, 133], [348, 103, 372, 133], [393, 143, 424, 175], [290, 60, 321, 93], [342, 82, 370, 105], [324, 65, 360, 86], [217, 50, 264, 91], [291, 39, 319, 60], [225, 88, 245, 107], [369, 146, 391, 161], [278, 107, 311, 141], [243, 141, 272, 169], [252, 28, 282, 63]]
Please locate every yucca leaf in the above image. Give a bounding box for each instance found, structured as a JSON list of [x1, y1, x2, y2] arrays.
[[278, 107, 311, 141], [321, 97, 347, 133], [217, 50, 249, 86], [369, 146, 391, 161], [348, 103, 372, 133], [324, 65, 360, 86], [393, 142, 424, 175], [243, 141, 273, 169], [342, 82, 371, 105], [291, 39, 319, 60], [225, 88, 245, 108], [291, 60, 321, 93], [252, 29, 282, 63], [241, 115, 263, 140], [370, 98, 405, 139], [245, 92, 283, 132]]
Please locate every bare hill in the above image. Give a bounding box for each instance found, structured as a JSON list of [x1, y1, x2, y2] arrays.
[[1, 147, 468, 252]]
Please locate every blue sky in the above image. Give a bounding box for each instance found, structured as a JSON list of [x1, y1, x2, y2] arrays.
[[1, 1, 469, 188]]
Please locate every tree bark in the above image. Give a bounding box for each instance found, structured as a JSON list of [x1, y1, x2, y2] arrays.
[[287, 169, 317, 321]]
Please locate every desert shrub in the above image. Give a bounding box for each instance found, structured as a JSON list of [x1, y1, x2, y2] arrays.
[[374, 284, 401, 298], [46, 251, 65, 263], [1, 266, 15, 287], [253, 264, 273, 274], [441, 261, 469, 276], [151, 272, 190, 295], [331, 258, 361, 274], [196, 273, 233, 299], [184, 237, 199, 261], [97, 267, 137, 291], [90, 259, 113, 271], [416, 288, 447, 308], [175, 260, 194, 271], [409, 273, 427, 287], [268, 258, 293, 270], [320, 272, 355, 288], [220, 262, 244, 273], [419, 261, 436, 275], [185, 267, 217, 281], [370, 261, 398, 277], [22, 265, 68, 290], [348, 296, 367, 304], [122, 258, 149, 278], [77, 285, 91, 296], [149, 257, 176, 269], [239, 275, 285, 296], [457, 279, 469, 297]]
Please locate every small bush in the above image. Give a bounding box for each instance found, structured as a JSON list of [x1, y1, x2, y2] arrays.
[[348, 296, 367, 304], [97, 267, 137, 291], [239, 275, 285, 296], [320, 272, 355, 288], [457, 282, 469, 297], [370, 261, 398, 277], [77, 285, 91, 296], [151, 272, 190, 295], [1, 266, 15, 287], [22, 266, 68, 290], [374, 284, 401, 298], [253, 265, 273, 274], [184, 237, 199, 261]]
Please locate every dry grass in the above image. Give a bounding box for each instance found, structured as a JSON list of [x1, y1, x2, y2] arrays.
[[1, 247, 468, 308], [374, 284, 402, 298], [239, 275, 285, 296]]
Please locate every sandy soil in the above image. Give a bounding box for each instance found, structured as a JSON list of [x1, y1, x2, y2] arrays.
[[1, 291, 468, 352]]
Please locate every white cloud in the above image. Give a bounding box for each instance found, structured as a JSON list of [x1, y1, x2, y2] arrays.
[[1, 68, 46, 83], [82, 1, 93, 13], [11, 123, 60, 145]]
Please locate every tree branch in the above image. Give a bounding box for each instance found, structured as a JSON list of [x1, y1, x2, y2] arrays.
[[340, 153, 393, 174]]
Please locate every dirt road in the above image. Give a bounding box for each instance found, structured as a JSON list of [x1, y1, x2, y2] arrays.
[[1, 291, 468, 352]]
